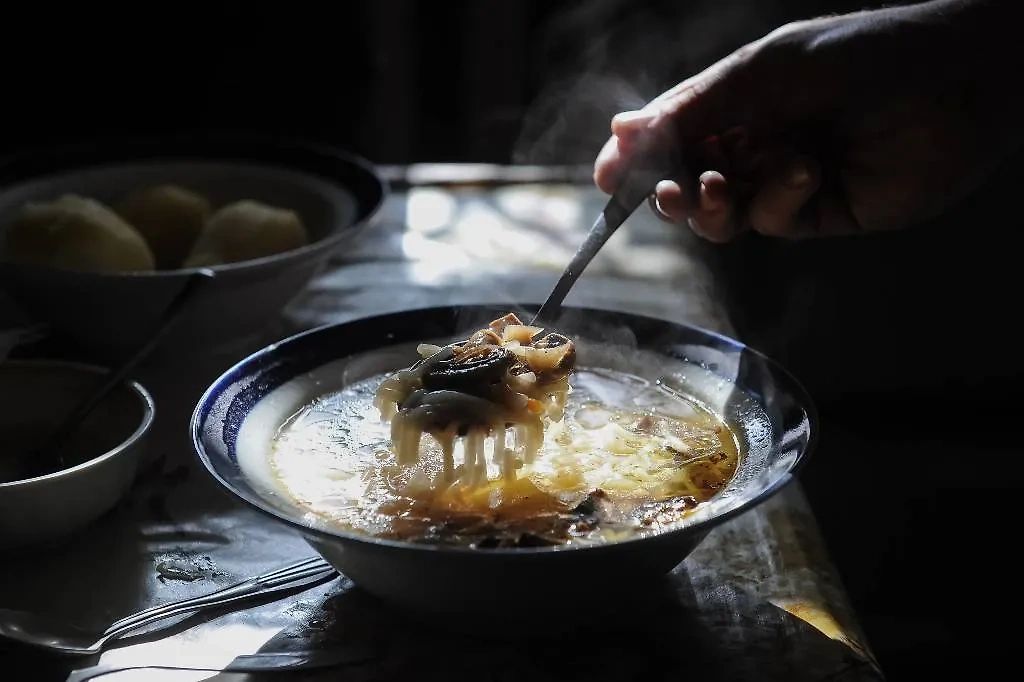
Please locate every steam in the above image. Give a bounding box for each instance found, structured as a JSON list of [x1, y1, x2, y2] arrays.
[[506, 0, 823, 354], [511, 0, 787, 165], [511, 73, 652, 166], [427, 2, 849, 355]]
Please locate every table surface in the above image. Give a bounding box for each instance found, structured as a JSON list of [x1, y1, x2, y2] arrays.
[[0, 165, 884, 681]]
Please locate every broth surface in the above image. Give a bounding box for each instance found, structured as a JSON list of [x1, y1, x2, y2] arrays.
[[269, 367, 740, 548]]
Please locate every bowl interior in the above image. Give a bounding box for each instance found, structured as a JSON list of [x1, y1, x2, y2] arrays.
[[192, 305, 816, 553], [0, 361, 153, 484]]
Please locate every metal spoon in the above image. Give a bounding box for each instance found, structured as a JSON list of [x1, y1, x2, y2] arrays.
[[530, 137, 688, 325], [0, 556, 336, 656], [23, 268, 215, 478]]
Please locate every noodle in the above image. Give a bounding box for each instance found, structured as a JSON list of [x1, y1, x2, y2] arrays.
[[373, 313, 575, 487]]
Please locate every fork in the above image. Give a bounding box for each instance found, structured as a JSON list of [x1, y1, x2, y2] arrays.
[[0, 556, 337, 656]]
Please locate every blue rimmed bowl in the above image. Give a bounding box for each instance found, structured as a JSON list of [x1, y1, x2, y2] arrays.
[[191, 305, 816, 616]]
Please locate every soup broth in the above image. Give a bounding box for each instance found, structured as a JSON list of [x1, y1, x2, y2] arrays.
[[269, 366, 741, 548]]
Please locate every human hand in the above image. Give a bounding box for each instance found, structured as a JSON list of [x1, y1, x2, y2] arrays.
[[594, 0, 1021, 242]]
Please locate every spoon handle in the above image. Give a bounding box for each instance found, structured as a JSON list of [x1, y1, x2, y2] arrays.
[[530, 133, 689, 326], [41, 269, 215, 463], [101, 557, 336, 643], [530, 188, 648, 325], [66, 650, 374, 682]]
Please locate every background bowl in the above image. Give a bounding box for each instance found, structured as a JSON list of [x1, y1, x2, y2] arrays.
[[191, 305, 816, 615], [0, 135, 386, 357], [0, 360, 155, 550]]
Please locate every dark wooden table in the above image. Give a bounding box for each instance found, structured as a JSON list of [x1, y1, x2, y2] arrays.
[[0, 164, 884, 681]]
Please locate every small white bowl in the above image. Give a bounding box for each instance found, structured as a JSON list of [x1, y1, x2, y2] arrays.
[[0, 137, 386, 355], [0, 360, 155, 550]]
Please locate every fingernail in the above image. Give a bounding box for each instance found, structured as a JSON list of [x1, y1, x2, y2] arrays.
[[700, 180, 721, 206], [612, 109, 657, 128], [700, 181, 715, 205]]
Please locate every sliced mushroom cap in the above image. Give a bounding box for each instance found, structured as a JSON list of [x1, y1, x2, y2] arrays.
[[421, 344, 516, 395]]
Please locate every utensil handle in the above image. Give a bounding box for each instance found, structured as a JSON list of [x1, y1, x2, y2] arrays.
[[104, 557, 333, 632], [43, 269, 216, 458], [66, 648, 375, 682], [101, 560, 336, 643], [530, 129, 693, 325]]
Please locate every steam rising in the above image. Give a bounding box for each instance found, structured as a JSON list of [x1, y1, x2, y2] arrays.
[[512, 73, 650, 166], [507, 0, 838, 356], [511, 0, 788, 165]]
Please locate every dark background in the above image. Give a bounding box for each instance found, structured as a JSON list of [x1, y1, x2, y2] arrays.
[[1, 0, 867, 164], [4, 0, 1021, 678]]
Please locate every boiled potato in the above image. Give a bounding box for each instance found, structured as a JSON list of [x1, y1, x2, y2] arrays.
[[3, 194, 155, 273], [116, 184, 211, 269], [184, 200, 308, 267]]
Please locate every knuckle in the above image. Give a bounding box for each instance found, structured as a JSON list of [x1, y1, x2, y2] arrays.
[[749, 204, 792, 237], [758, 21, 818, 66]]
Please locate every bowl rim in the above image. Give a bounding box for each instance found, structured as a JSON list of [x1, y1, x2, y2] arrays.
[[0, 360, 156, 489], [191, 304, 819, 557], [0, 136, 389, 278]]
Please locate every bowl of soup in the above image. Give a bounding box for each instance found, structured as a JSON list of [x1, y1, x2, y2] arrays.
[[191, 305, 816, 615], [0, 360, 155, 549]]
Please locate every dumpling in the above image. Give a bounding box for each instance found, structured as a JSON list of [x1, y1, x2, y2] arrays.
[[3, 194, 155, 273], [183, 200, 309, 267], [116, 184, 211, 269]]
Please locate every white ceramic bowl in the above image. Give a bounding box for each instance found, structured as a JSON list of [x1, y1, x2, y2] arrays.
[[0, 360, 155, 550], [0, 136, 386, 356]]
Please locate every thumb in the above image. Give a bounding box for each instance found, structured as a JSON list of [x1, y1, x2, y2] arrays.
[[602, 77, 745, 200], [612, 24, 808, 168], [595, 24, 821, 196], [613, 52, 757, 144], [596, 75, 734, 196]]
